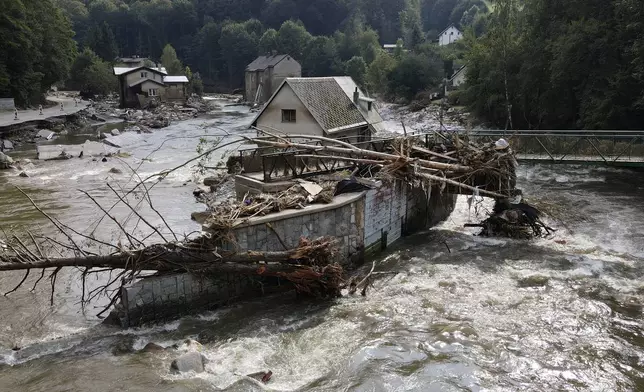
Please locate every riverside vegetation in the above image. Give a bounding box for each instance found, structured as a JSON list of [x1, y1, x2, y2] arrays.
[[1, 0, 643, 130]]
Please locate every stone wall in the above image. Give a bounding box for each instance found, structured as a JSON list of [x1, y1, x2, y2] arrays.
[[117, 273, 285, 327], [0, 98, 15, 111], [112, 182, 456, 328]]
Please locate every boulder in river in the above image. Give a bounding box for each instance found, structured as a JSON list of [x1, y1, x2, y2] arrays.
[[203, 177, 221, 187], [170, 351, 207, 373], [0, 152, 14, 169], [18, 171, 29, 178], [1, 139, 14, 151], [109, 167, 123, 174], [36, 130, 55, 140], [111, 129, 121, 136], [140, 342, 165, 353]]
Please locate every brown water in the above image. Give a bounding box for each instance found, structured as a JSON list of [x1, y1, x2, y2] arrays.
[[0, 103, 643, 391]]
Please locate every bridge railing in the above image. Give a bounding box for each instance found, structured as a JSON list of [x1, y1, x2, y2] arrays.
[[457, 129, 644, 164]]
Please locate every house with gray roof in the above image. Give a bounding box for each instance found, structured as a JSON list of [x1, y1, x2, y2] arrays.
[[113, 66, 189, 108], [245, 53, 301, 106], [250, 77, 385, 144]]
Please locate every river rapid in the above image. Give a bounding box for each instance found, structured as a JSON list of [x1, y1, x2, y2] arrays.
[[0, 101, 643, 391]]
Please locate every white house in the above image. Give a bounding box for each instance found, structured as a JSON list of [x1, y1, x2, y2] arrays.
[[250, 77, 385, 144], [438, 24, 463, 46]]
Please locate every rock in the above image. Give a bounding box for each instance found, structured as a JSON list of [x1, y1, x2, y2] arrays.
[[36, 130, 55, 140], [1, 139, 14, 151], [109, 167, 123, 174], [518, 275, 550, 288], [124, 125, 141, 133], [99, 133, 110, 139], [102, 157, 108, 162], [191, 211, 211, 224], [18, 171, 29, 178], [0, 152, 15, 169], [202, 177, 221, 187], [58, 129, 69, 136], [170, 351, 207, 373], [193, 185, 211, 196], [112, 337, 136, 356], [111, 129, 121, 136], [141, 342, 165, 353]]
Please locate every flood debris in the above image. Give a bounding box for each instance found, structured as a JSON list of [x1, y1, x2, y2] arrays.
[[465, 192, 555, 239], [0, 131, 523, 320]]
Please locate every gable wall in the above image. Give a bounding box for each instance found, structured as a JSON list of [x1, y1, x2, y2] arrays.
[[254, 83, 324, 136]]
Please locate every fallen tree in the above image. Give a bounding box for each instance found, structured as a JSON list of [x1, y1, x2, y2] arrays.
[[0, 130, 520, 317]]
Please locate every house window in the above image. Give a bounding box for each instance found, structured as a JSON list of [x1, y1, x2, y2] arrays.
[[141, 71, 148, 78], [281, 109, 296, 123], [148, 88, 158, 97]]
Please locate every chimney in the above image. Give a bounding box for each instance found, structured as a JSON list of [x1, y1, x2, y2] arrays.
[[353, 87, 359, 104]]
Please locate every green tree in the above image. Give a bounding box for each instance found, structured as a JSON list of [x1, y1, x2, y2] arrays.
[[400, 0, 425, 49], [0, 0, 77, 106], [388, 52, 442, 100], [161, 44, 184, 75], [367, 50, 398, 93], [86, 21, 118, 62], [258, 28, 279, 54], [302, 36, 340, 76], [276, 20, 312, 60], [345, 56, 368, 86], [68, 48, 116, 96], [219, 22, 260, 87]]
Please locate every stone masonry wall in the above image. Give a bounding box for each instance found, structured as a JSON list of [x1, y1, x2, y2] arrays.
[[117, 273, 284, 328]]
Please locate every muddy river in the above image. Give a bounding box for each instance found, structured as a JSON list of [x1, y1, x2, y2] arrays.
[[0, 101, 642, 391]]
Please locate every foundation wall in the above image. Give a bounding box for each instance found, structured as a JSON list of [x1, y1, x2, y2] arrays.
[[113, 181, 457, 327]]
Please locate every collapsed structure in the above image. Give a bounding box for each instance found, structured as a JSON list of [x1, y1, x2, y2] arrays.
[[0, 128, 525, 326]]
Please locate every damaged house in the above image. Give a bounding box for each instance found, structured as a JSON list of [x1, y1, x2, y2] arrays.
[[250, 77, 385, 143], [245, 54, 301, 106], [113, 66, 189, 108]]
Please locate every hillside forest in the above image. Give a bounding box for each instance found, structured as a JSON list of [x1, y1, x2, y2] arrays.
[[0, 0, 643, 130]]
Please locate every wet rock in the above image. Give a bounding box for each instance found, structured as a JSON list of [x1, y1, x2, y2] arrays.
[[141, 342, 165, 353], [102, 157, 108, 162], [1, 139, 14, 151], [247, 370, 273, 384], [36, 130, 55, 140], [112, 337, 136, 356], [191, 211, 211, 224], [0, 152, 14, 169], [170, 351, 207, 373], [18, 171, 29, 178], [518, 275, 550, 288], [203, 177, 223, 187], [193, 185, 211, 196], [111, 129, 121, 136], [109, 167, 123, 174]]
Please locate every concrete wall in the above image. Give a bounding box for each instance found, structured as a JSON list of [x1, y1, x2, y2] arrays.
[[229, 194, 365, 265], [270, 58, 301, 99], [255, 84, 324, 136], [0, 98, 15, 111], [117, 273, 284, 327], [113, 182, 457, 327]]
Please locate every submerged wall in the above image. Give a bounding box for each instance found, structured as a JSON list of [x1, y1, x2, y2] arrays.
[[113, 181, 457, 327]]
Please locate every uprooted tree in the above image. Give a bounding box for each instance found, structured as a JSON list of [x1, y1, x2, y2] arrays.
[[0, 130, 541, 316]]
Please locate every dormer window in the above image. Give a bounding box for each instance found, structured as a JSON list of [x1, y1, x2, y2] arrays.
[[141, 71, 148, 78]]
